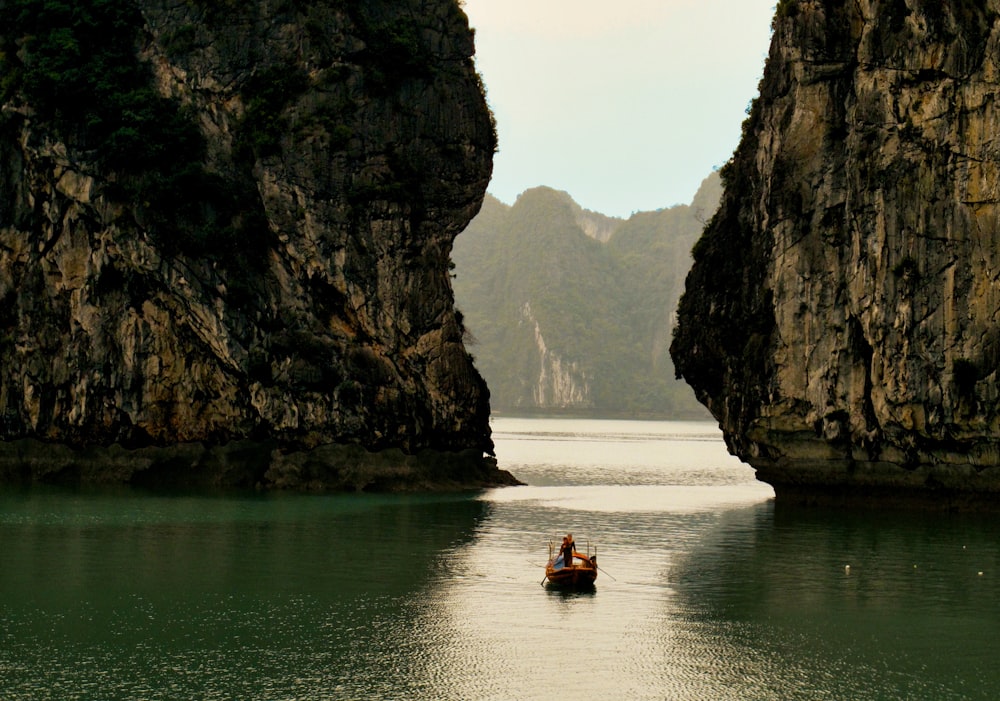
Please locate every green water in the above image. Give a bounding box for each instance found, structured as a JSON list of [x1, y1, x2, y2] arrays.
[[0, 489, 488, 699], [2, 419, 1000, 699]]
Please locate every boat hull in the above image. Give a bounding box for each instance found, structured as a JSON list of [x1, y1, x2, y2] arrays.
[[544, 566, 597, 588], [544, 553, 598, 588]]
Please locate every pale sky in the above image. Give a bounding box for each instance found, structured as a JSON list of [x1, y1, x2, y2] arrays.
[[462, 0, 777, 218]]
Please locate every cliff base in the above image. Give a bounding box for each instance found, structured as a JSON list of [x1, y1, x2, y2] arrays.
[[0, 440, 521, 492]]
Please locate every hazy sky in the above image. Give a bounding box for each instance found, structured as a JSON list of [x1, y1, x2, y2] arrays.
[[462, 0, 777, 218]]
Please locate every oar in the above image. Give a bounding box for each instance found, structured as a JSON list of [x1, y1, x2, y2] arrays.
[[586, 543, 616, 581], [579, 545, 616, 582]]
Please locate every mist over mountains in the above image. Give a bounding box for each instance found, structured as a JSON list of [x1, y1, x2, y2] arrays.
[[452, 173, 721, 418]]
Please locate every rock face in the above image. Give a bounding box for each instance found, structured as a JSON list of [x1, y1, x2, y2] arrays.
[[0, 0, 517, 489], [671, 0, 1000, 508], [518, 301, 592, 409]]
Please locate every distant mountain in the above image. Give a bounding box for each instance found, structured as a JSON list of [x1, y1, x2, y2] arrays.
[[452, 173, 721, 418]]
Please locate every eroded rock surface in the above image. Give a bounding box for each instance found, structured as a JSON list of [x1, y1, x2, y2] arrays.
[[0, 0, 516, 489], [671, 0, 1000, 508]]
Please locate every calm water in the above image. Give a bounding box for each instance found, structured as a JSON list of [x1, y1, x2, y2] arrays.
[[3, 418, 1000, 700]]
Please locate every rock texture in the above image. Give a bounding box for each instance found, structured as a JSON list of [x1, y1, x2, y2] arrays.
[[519, 301, 592, 409], [671, 0, 1000, 508], [0, 0, 517, 490]]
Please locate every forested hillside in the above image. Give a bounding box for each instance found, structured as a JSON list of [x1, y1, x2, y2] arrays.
[[452, 173, 720, 418]]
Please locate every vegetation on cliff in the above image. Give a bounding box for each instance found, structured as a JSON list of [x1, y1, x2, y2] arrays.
[[0, 0, 278, 291], [452, 175, 720, 418]]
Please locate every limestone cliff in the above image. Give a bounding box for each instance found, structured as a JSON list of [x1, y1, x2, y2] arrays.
[[671, 0, 1000, 508], [519, 301, 592, 409], [0, 0, 517, 489]]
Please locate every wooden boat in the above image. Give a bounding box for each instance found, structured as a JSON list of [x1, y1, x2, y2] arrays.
[[544, 540, 598, 588]]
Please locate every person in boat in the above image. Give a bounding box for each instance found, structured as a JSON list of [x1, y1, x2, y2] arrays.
[[562, 533, 576, 568]]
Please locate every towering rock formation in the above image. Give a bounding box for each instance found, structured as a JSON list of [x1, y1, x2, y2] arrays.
[[0, 0, 516, 489], [671, 0, 1000, 508]]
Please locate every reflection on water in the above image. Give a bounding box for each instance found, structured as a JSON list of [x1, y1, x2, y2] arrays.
[[670, 502, 1000, 700], [0, 489, 492, 700], [3, 418, 1000, 699]]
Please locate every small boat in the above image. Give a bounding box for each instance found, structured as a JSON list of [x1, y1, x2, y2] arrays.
[[544, 539, 598, 588]]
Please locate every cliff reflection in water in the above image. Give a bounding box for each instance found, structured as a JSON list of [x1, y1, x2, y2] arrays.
[[0, 488, 492, 700], [672, 503, 1000, 699]]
